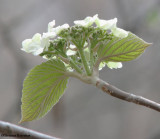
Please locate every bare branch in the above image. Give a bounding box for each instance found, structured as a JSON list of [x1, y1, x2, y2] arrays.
[[95, 78, 160, 112], [0, 121, 60, 139], [67, 71, 160, 112]]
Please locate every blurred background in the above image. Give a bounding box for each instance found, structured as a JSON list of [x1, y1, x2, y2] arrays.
[[0, 0, 160, 139]]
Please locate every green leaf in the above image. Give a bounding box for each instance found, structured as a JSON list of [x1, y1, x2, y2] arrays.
[[97, 32, 151, 62], [19, 60, 68, 123]]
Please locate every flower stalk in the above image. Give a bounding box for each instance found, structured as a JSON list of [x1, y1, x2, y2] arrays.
[[78, 47, 91, 75], [69, 59, 83, 74]]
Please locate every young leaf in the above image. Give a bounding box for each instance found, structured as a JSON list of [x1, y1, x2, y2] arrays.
[[97, 32, 151, 62], [19, 60, 68, 123]]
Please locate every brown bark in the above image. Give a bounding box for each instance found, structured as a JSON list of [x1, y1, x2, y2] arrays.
[[95, 78, 160, 112]]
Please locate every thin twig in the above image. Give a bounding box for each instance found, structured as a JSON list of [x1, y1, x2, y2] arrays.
[[67, 72, 160, 112], [95, 78, 160, 112], [0, 121, 60, 139]]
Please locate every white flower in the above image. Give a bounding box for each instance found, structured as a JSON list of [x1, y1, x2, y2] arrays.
[[51, 24, 69, 35], [66, 49, 77, 56], [99, 62, 106, 70], [106, 62, 122, 69], [21, 21, 69, 56], [95, 17, 117, 30], [48, 20, 55, 32], [43, 21, 69, 39], [42, 20, 57, 39], [70, 44, 76, 49], [42, 32, 56, 39], [67, 45, 77, 56], [95, 16, 128, 38], [99, 62, 122, 70], [112, 27, 128, 38], [22, 33, 49, 55], [74, 14, 98, 27]]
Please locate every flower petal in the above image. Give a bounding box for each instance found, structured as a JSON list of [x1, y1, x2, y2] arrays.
[[51, 24, 69, 35], [48, 20, 55, 32], [66, 49, 77, 56], [32, 33, 42, 43], [106, 62, 122, 69], [32, 48, 44, 56], [112, 28, 128, 38], [21, 39, 32, 52], [95, 17, 117, 30], [99, 62, 106, 70], [74, 14, 98, 27], [42, 32, 56, 39], [70, 44, 76, 49]]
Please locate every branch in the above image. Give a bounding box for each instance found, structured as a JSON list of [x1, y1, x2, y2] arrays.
[[67, 71, 160, 112], [95, 78, 160, 112], [0, 121, 60, 139]]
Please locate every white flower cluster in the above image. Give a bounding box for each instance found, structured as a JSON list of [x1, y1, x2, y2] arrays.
[[22, 20, 69, 56], [22, 14, 128, 69], [74, 14, 128, 38]]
